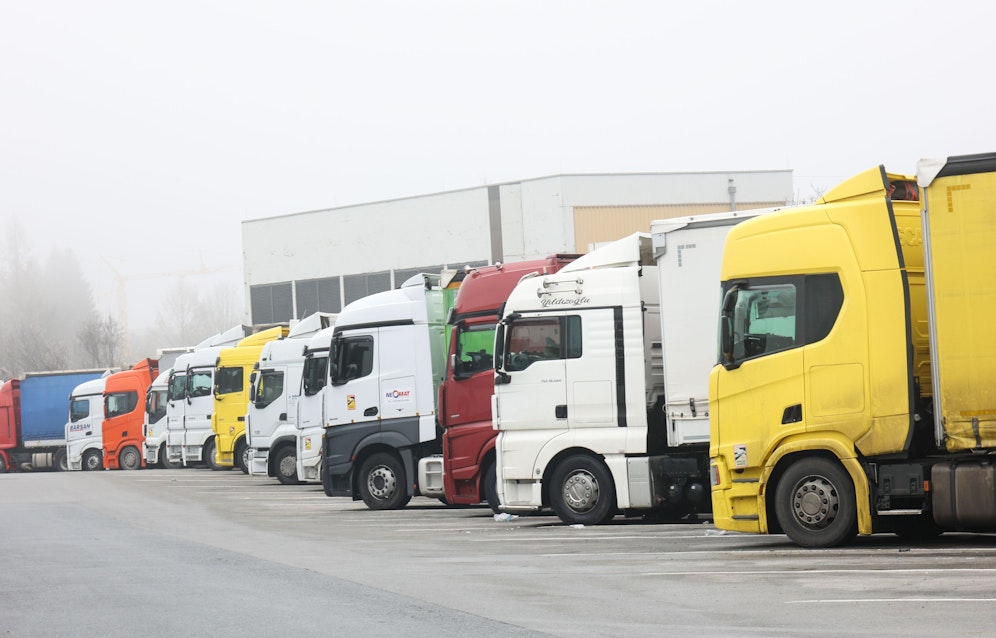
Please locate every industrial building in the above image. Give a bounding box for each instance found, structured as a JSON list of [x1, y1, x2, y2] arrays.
[[241, 170, 793, 326]]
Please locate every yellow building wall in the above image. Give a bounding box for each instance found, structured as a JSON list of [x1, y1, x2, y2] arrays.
[[573, 202, 786, 252]]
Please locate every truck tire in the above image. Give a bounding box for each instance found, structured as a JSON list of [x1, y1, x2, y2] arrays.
[[54, 450, 68, 472], [0, 453, 7, 473], [483, 459, 502, 514], [774, 457, 857, 548], [82, 449, 102, 471], [235, 439, 249, 474], [203, 438, 222, 471], [358, 452, 412, 510], [119, 446, 142, 470], [159, 445, 181, 470], [274, 447, 301, 485], [550, 454, 617, 525]]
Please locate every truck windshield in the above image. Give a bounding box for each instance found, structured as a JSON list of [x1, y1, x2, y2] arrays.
[[302, 354, 328, 396], [255, 370, 284, 408], [70, 398, 91, 422], [215, 367, 244, 395], [455, 324, 495, 376], [105, 391, 139, 418]]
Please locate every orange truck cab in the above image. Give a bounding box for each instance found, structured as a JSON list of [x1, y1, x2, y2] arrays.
[[102, 358, 159, 470]]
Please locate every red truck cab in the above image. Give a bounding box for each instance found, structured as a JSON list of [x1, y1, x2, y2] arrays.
[[0, 380, 21, 473], [439, 256, 577, 510], [102, 359, 158, 470]]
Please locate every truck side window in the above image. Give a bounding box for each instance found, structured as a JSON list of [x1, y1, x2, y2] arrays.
[[256, 370, 284, 408], [804, 274, 844, 343], [505, 316, 581, 371], [187, 370, 213, 398], [335, 336, 374, 381], [215, 367, 244, 395], [105, 391, 139, 418], [733, 284, 798, 359], [147, 389, 167, 423], [302, 355, 328, 396], [455, 324, 495, 376], [70, 399, 90, 422], [168, 374, 186, 402]]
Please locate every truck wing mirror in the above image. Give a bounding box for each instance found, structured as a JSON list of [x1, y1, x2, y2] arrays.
[[722, 285, 739, 314], [494, 323, 506, 373], [720, 315, 734, 365]]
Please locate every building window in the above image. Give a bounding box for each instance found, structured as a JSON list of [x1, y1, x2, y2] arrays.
[[250, 283, 293, 324], [343, 272, 391, 305], [295, 276, 342, 316]]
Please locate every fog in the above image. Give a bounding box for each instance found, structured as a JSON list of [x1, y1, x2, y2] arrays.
[[1, 1, 993, 359]]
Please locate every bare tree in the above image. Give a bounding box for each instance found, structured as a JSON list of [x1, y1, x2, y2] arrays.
[[0, 218, 102, 375], [153, 280, 242, 347], [78, 313, 123, 368]]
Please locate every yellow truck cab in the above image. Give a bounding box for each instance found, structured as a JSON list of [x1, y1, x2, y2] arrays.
[[213, 326, 287, 471], [712, 153, 996, 547]]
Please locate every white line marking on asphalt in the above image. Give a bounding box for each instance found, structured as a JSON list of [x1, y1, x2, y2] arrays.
[[640, 568, 996, 576], [787, 598, 996, 604]]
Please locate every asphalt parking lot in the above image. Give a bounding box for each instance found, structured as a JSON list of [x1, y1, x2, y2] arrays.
[[3, 468, 996, 637]]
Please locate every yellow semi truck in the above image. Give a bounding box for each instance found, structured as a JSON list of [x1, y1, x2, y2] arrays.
[[213, 326, 287, 471], [710, 153, 996, 547]]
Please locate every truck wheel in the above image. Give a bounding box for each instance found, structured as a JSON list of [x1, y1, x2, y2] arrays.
[[203, 439, 222, 471], [54, 450, 68, 472], [235, 439, 249, 474], [483, 459, 501, 514], [159, 445, 181, 470], [358, 452, 412, 510], [550, 454, 617, 525], [82, 449, 102, 471], [775, 457, 857, 548], [274, 447, 301, 485], [119, 446, 142, 471], [0, 453, 7, 473]]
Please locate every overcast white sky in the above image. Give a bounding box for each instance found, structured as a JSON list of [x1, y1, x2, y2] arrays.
[[2, 0, 994, 332]]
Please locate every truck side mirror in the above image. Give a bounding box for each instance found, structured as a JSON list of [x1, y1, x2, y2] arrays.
[[494, 323, 505, 372], [249, 372, 257, 402], [720, 315, 734, 365]]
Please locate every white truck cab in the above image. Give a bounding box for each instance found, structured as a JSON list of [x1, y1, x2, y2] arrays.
[[246, 312, 335, 483], [143, 368, 171, 467], [66, 377, 108, 471], [164, 325, 246, 468], [494, 215, 765, 525], [321, 274, 448, 509], [295, 326, 336, 483]]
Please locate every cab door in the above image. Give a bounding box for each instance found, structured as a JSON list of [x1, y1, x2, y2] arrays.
[[165, 372, 186, 453], [326, 332, 379, 428], [714, 281, 806, 472], [495, 314, 570, 433]]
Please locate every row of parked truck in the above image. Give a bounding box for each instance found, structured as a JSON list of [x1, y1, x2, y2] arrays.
[[4, 152, 996, 549]]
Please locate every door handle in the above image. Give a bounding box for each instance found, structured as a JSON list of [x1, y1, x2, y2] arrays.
[[364, 407, 378, 417], [782, 404, 802, 424], [555, 405, 567, 419]]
